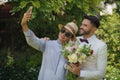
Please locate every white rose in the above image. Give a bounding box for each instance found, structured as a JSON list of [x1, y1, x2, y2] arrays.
[[68, 54, 77, 63], [78, 54, 87, 64]]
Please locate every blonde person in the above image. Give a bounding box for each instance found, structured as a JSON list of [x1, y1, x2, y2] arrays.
[[21, 7, 78, 80]]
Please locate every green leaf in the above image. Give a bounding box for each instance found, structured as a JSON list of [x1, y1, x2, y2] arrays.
[[19, 1, 28, 9], [31, 1, 40, 8]]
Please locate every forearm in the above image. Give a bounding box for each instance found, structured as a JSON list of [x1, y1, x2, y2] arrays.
[[24, 30, 46, 52], [80, 70, 106, 79], [21, 6, 32, 32], [21, 20, 29, 32], [21, 13, 29, 32]]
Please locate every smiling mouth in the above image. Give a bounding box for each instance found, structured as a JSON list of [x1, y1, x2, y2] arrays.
[[60, 34, 65, 39], [80, 29, 83, 32]]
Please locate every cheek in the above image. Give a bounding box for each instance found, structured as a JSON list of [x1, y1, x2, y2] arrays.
[[60, 34, 69, 41], [59, 33, 65, 39], [80, 27, 87, 32], [83, 27, 90, 32], [58, 33, 62, 39]]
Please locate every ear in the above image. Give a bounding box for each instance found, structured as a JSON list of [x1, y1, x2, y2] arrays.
[[93, 27, 97, 32]]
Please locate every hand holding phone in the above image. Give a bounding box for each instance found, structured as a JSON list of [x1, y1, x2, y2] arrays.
[[27, 6, 33, 14], [26, 6, 33, 21]]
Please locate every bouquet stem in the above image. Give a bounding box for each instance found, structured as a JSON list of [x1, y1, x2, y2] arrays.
[[66, 70, 78, 80]]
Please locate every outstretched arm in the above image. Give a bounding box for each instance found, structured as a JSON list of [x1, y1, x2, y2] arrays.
[[21, 6, 46, 52], [21, 6, 33, 32]]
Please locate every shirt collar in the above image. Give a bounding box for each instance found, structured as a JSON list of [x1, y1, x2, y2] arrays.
[[87, 35, 96, 42], [57, 39, 62, 46], [79, 35, 96, 43]]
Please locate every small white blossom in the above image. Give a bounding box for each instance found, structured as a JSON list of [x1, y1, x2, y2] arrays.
[[64, 64, 69, 69]]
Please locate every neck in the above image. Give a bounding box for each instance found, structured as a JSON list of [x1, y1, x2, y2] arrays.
[[83, 33, 94, 39], [58, 39, 68, 45], [61, 41, 68, 45]]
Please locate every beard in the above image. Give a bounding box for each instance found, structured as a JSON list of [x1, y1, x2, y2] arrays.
[[79, 28, 91, 36]]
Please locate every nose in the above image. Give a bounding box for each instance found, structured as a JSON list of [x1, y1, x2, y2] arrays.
[[62, 32, 66, 36], [80, 24, 85, 28]]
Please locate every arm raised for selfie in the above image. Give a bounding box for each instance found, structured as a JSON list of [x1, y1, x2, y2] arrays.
[[21, 7, 46, 52], [21, 6, 33, 32]]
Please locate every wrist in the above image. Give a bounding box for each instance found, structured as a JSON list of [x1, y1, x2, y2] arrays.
[[21, 20, 27, 26]]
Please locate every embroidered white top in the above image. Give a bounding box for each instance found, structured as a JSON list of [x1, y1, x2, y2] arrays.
[[77, 35, 107, 80]]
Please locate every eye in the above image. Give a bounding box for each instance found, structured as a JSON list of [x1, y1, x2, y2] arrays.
[[65, 33, 71, 37], [83, 24, 87, 27], [65, 32, 72, 38], [61, 29, 65, 33]]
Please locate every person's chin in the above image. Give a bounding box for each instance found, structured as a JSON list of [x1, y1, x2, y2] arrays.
[[79, 32, 84, 36], [59, 36, 65, 41], [79, 34, 83, 36]]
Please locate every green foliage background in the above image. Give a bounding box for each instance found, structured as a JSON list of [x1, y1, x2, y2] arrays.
[[96, 13, 120, 80], [0, 0, 120, 80]]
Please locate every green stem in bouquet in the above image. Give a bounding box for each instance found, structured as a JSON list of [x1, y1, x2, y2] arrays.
[[66, 70, 78, 80]]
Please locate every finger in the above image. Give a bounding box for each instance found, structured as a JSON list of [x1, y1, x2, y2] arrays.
[[24, 12, 32, 22], [42, 37, 50, 40], [68, 65, 76, 74], [67, 65, 73, 71], [70, 63, 80, 67], [44, 38, 48, 40], [69, 63, 76, 68], [46, 37, 50, 40], [24, 13, 30, 18], [27, 18, 31, 21]]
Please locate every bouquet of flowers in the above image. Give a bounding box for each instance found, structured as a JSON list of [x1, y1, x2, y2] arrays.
[[61, 40, 93, 80]]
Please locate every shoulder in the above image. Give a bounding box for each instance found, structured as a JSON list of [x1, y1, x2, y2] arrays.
[[96, 38, 106, 45], [94, 38, 107, 49], [46, 40, 59, 45], [46, 40, 56, 43]]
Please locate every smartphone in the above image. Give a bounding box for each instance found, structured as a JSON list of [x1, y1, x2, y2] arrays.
[[27, 6, 33, 21], [28, 6, 33, 14]]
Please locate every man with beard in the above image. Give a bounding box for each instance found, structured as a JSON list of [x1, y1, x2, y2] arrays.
[[68, 15, 107, 80]]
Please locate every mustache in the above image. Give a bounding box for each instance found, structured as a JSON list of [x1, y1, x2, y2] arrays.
[[80, 28, 84, 31]]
